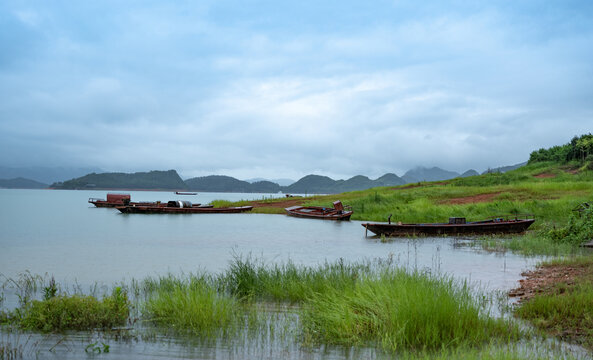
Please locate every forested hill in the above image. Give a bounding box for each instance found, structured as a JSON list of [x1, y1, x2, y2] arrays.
[[185, 175, 281, 193], [50, 170, 187, 190]]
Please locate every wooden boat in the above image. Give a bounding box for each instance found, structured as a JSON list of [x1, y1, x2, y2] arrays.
[[362, 215, 535, 237], [285, 200, 353, 220], [175, 192, 197, 195], [116, 200, 252, 214]]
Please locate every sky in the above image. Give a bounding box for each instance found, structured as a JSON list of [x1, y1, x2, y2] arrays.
[[1, 0, 592, 181]]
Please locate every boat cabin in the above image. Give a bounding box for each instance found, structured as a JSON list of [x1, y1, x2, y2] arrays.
[[106, 193, 131, 204]]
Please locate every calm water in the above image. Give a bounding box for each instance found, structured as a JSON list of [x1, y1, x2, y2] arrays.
[[0, 189, 545, 359]]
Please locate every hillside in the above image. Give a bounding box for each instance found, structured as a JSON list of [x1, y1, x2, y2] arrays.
[[402, 166, 461, 183], [0, 177, 48, 189], [185, 175, 282, 193], [50, 170, 187, 190]]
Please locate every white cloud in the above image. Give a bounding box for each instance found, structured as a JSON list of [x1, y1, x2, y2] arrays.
[[0, 1, 592, 179]]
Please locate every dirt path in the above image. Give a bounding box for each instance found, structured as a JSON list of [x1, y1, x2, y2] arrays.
[[534, 172, 557, 178], [441, 192, 501, 205]]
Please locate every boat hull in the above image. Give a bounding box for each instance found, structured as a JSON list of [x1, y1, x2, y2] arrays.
[[116, 205, 253, 214], [285, 206, 353, 220], [362, 219, 535, 237]]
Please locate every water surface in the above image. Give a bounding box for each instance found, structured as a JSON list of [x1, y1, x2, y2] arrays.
[[0, 189, 546, 359]]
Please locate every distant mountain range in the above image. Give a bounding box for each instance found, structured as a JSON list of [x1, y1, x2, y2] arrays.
[[245, 178, 295, 186], [0, 166, 103, 185], [481, 162, 527, 174], [0, 177, 48, 189], [2, 163, 527, 192]]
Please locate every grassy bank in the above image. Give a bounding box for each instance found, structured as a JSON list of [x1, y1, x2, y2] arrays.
[[514, 256, 593, 349], [242, 162, 593, 256]]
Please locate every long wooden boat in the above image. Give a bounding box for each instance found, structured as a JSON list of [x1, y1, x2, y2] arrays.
[[362, 216, 535, 237], [116, 200, 252, 214], [285, 200, 353, 221], [175, 192, 197, 195]]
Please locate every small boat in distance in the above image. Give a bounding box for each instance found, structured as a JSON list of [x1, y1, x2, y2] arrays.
[[116, 200, 252, 214], [362, 215, 535, 237], [175, 192, 197, 195], [285, 200, 353, 221]]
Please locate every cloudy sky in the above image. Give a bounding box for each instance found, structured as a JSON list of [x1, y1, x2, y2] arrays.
[[1, 1, 592, 180]]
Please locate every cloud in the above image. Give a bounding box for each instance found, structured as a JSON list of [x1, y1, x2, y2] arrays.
[[0, 1, 592, 179]]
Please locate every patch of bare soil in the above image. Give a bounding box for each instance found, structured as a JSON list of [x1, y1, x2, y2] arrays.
[[534, 172, 557, 178], [441, 192, 501, 205], [508, 263, 589, 302]]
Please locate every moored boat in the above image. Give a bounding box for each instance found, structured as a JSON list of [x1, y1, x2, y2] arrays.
[[285, 200, 353, 220], [362, 215, 535, 237], [116, 200, 252, 214], [175, 192, 197, 195]]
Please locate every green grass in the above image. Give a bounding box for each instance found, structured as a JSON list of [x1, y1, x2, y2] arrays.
[[13, 287, 129, 332], [301, 269, 521, 352], [143, 282, 241, 336], [132, 257, 524, 352], [209, 199, 251, 208], [514, 256, 593, 349], [220, 254, 368, 303]]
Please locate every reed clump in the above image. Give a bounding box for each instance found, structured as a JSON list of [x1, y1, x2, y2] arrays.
[[301, 269, 522, 352], [143, 283, 240, 336], [221, 255, 369, 302], [15, 287, 129, 332]]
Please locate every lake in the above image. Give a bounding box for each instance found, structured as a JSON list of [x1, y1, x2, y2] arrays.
[[0, 189, 542, 359]]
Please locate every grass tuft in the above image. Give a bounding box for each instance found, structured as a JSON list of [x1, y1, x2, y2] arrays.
[[301, 269, 521, 352]]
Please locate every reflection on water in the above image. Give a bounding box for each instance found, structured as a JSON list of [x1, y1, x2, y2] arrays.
[[0, 189, 560, 359]]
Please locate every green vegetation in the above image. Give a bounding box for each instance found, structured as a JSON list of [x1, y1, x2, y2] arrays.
[[221, 255, 368, 302], [301, 269, 520, 352], [135, 257, 524, 353], [515, 256, 593, 349], [143, 278, 240, 336], [529, 133, 593, 164], [2, 257, 586, 358], [6, 287, 129, 332]]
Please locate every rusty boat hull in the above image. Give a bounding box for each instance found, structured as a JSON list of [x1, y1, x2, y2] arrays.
[[362, 218, 535, 237], [116, 204, 252, 214], [285, 200, 352, 221]]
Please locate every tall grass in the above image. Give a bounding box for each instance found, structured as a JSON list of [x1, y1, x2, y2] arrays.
[[221, 254, 368, 302], [144, 284, 240, 336], [136, 256, 523, 352], [301, 268, 521, 352], [15, 287, 129, 332]]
